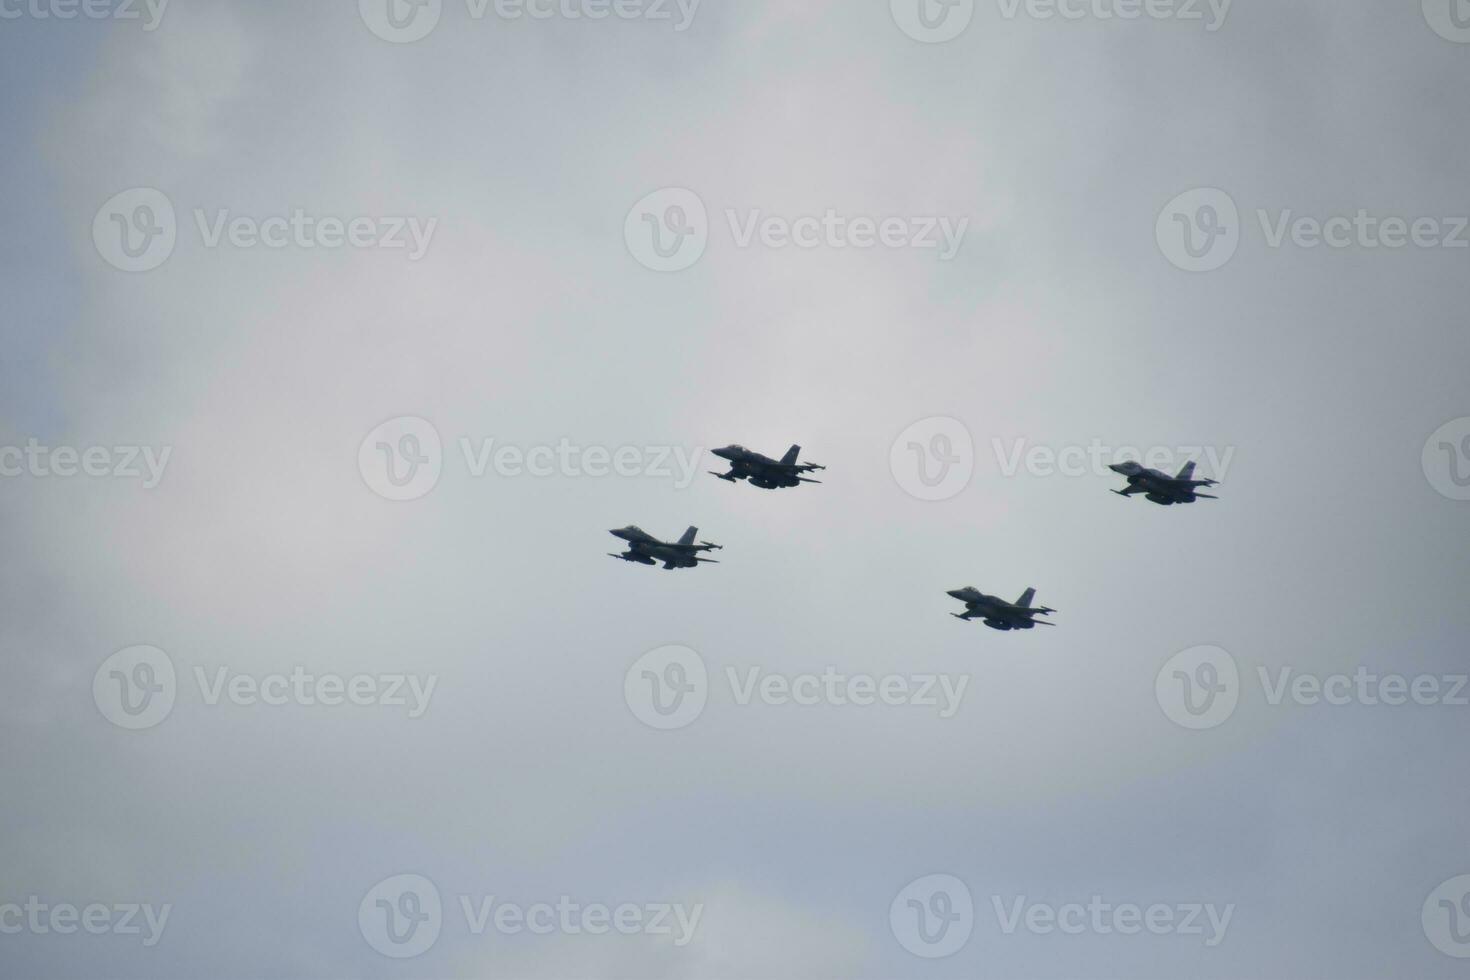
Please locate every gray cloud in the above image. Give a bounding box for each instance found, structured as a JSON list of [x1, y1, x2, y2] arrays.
[[2, 0, 1468, 976]]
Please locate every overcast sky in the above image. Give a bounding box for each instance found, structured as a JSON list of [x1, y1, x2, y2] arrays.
[[3, 1, 1470, 977]]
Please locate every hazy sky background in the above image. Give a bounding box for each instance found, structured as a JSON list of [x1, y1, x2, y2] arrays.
[[3, 1, 1469, 977]]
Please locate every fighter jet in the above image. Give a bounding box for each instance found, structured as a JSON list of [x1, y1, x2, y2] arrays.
[[709, 444, 825, 490], [608, 525, 723, 570], [1109, 460, 1219, 505], [946, 586, 1057, 631]]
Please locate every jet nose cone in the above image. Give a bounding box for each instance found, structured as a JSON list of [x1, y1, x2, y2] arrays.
[[1108, 463, 1127, 473], [712, 446, 734, 459], [946, 589, 965, 600]]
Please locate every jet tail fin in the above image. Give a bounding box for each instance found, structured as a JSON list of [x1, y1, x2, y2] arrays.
[[678, 526, 698, 546], [1176, 461, 1197, 481], [1016, 587, 1036, 608], [780, 445, 801, 465]]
